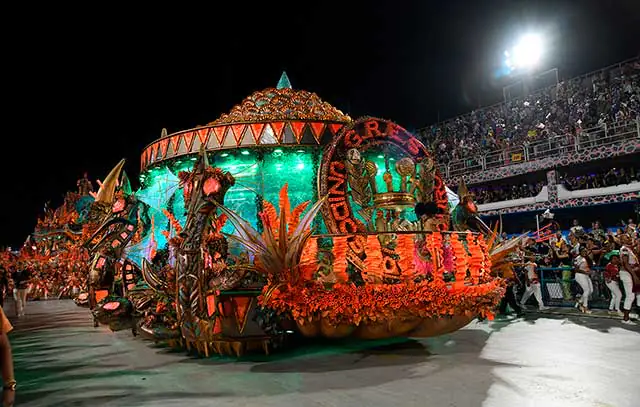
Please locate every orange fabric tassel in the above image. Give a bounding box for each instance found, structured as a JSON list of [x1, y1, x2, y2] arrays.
[[363, 235, 384, 282], [477, 236, 491, 279], [426, 232, 444, 282], [466, 234, 484, 285], [332, 236, 349, 283], [450, 233, 469, 290], [396, 234, 416, 281]]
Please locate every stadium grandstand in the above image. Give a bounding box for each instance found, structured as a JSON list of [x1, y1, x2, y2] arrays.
[[417, 56, 640, 234]]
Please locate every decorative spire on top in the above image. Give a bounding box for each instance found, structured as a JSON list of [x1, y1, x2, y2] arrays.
[[276, 71, 292, 89]]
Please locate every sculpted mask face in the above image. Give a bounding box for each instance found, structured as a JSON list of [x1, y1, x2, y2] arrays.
[[347, 148, 361, 165]]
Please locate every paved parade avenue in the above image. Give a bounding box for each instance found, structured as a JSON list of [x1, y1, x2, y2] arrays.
[[5, 300, 640, 407]]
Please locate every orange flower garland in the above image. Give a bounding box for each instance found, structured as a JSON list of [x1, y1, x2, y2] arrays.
[[262, 279, 505, 326]]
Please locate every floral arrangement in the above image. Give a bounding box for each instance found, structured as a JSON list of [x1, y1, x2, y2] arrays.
[[217, 184, 326, 289], [262, 279, 504, 326]]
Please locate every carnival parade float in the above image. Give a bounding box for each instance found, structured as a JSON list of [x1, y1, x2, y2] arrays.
[[9, 73, 521, 357]]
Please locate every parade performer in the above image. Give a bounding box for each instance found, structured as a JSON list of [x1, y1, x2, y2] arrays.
[[604, 251, 623, 316], [619, 234, 640, 324], [498, 268, 524, 317], [77, 172, 94, 196], [573, 248, 594, 314], [10, 265, 30, 317], [519, 257, 548, 311]]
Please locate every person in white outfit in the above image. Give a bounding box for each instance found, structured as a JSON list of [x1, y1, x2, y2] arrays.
[[520, 260, 548, 311], [619, 235, 640, 324], [573, 248, 593, 314], [603, 251, 623, 316]]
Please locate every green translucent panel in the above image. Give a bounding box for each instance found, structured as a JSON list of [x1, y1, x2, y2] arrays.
[[172, 188, 187, 227], [262, 149, 315, 211], [140, 148, 323, 242], [170, 158, 198, 176], [136, 166, 179, 212], [215, 152, 260, 234]]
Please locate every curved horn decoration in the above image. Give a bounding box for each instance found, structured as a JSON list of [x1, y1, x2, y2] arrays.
[[95, 159, 126, 204], [142, 258, 166, 292]]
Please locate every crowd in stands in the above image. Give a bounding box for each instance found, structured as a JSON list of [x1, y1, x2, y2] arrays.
[[468, 163, 639, 204], [471, 181, 545, 204], [419, 58, 640, 166], [560, 164, 639, 191]]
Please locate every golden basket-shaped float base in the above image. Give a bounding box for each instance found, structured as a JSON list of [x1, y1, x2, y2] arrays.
[[296, 314, 474, 340], [372, 192, 417, 210]]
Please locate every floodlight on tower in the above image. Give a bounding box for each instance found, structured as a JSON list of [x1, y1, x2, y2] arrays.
[[504, 33, 544, 72]]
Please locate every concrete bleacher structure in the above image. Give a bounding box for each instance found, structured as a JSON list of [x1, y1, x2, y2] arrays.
[[417, 57, 640, 216]]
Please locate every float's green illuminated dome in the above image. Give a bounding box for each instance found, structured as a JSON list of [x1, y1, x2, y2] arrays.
[[138, 72, 344, 246]]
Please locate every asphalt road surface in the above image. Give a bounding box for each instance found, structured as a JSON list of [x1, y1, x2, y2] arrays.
[[4, 300, 640, 407]]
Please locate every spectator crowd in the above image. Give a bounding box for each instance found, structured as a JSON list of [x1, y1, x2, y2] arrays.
[[471, 181, 545, 204], [560, 164, 639, 191], [467, 163, 639, 205], [419, 59, 640, 167]]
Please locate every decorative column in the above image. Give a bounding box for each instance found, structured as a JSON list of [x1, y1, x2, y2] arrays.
[[546, 169, 558, 207]]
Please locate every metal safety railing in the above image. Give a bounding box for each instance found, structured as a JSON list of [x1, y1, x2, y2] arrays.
[[518, 266, 635, 310], [438, 118, 640, 179]]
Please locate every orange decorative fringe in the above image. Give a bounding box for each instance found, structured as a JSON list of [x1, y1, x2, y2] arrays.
[[450, 234, 469, 290], [396, 234, 416, 281], [425, 232, 444, 282], [289, 201, 310, 235], [261, 184, 311, 238], [262, 279, 505, 326], [331, 236, 349, 283], [261, 201, 278, 232], [466, 234, 484, 284], [162, 209, 183, 235], [299, 237, 319, 281], [363, 235, 384, 282], [278, 184, 291, 225], [149, 215, 157, 259], [477, 236, 491, 277]]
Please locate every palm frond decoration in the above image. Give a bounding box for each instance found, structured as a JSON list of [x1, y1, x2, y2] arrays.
[[485, 221, 527, 278], [214, 184, 326, 286]]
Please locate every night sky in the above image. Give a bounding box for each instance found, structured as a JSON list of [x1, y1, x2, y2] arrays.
[[2, 1, 639, 247]]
